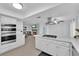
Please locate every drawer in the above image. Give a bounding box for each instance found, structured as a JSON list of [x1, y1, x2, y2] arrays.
[[43, 39, 70, 47], [48, 39, 70, 47], [43, 39, 71, 47], [55, 41, 70, 47]]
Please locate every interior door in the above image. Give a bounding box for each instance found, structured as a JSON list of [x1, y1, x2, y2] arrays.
[[16, 20, 24, 43]]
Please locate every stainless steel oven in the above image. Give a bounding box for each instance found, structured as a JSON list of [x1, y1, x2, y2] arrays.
[[1, 24, 16, 45]]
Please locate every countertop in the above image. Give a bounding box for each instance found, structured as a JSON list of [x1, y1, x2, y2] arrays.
[[34, 35, 79, 54], [35, 35, 71, 43], [42, 37, 71, 43]]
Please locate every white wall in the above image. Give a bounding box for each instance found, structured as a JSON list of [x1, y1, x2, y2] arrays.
[[0, 16, 25, 54], [23, 4, 79, 37], [46, 20, 71, 38], [38, 23, 44, 36], [26, 25, 32, 31]]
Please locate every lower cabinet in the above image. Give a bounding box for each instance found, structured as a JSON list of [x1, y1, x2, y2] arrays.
[[35, 37, 72, 56], [56, 45, 70, 56], [72, 47, 79, 56], [46, 43, 56, 55]]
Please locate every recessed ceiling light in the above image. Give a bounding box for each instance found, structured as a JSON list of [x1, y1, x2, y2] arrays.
[[12, 3, 23, 9]]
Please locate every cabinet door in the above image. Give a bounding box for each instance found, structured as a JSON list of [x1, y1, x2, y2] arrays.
[[36, 38, 56, 55], [56, 45, 70, 56], [46, 43, 56, 55], [35, 38, 46, 50]]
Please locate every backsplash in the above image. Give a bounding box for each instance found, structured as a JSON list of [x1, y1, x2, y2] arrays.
[[45, 21, 71, 38]]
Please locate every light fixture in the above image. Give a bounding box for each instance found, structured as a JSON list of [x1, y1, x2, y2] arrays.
[[12, 3, 23, 9], [53, 18, 64, 24], [46, 17, 64, 25], [32, 25, 36, 28], [52, 18, 58, 24]]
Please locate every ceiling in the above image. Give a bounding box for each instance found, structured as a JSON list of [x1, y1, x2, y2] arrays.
[[0, 3, 61, 19], [23, 3, 79, 25], [0, 3, 79, 25]]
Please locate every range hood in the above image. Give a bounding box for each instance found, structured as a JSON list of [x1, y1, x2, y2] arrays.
[[46, 17, 64, 25]]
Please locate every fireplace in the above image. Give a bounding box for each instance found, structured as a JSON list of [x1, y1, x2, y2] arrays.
[[1, 24, 16, 45]]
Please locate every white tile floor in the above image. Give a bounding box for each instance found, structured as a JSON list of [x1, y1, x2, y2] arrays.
[[1, 36, 41, 56]]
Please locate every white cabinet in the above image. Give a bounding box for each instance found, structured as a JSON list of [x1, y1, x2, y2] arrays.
[[36, 38, 56, 55], [46, 42, 56, 55], [56, 45, 70, 56], [35, 37, 72, 56], [0, 16, 25, 54]]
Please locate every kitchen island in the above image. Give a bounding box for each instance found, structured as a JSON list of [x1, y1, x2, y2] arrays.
[[35, 35, 79, 56]]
